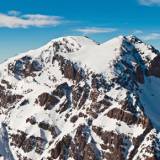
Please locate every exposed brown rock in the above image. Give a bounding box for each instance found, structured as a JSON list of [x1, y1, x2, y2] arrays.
[[52, 54, 84, 82], [36, 92, 59, 110], [0, 84, 5, 90], [92, 126, 126, 160], [64, 61, 76, 80], [21, 136, 36, 153], [48, 126, 61, 138], [38, 121, 50, 130], [8, 56, 42, 78], [121, 100, 137, 113], [72, 85, 83, 107], [91, 95, 112, 114], [11, 131, 47, 154], [78, 84, 90, 108], [35, 137, 47, 154], [136, 65, 144, 84], [83, 144, 98, 160], [106, 108, 137, 125], [78, 112, 87, 118], [87, 110, 98, 119], [52, 82, 69, 98], [145, 157, 157, 160], [38, 121, 60, 138], [0, 88, 23, 113], [148, 55, 160, 77], [20, 99, 29, 106], [90, 90, 99, 102], [50, 135, 72, 159], [10, 131, 27, 148], [129, 123, 153, 160], [1, 79, 12, 89], [26, 116, 36, 125], [70, 115, 78, 123], [50, 141, 61, 159], [59, 100, 70, 113]]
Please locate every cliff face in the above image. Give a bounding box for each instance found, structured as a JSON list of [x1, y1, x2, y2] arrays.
[[0, 36, 160, 160]]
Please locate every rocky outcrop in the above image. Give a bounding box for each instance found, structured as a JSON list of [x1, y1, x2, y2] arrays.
[[70, 115, 78, 123], [1, 79, 12, 89], [48, 125, 101, 160], [106, 108, 138, 125], [0, 85, 23, 113], [92, 126, 126, 160], [26, 116, 37, 125], [136, 65, 144, 84], [52, 54, 84, 82], [49, 135, 72, 159], [10, 130, 47, 155], [148, 55, 160, 77], [8, 56, 42, 78], [36, 92, 60, 110], [38, 121, 61, 138]]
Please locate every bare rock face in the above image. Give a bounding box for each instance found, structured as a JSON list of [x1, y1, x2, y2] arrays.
[[52, 55, 84, 82], [70, 115, 78, 123], [49, 135, 72, 159], [0, 84, 23, 113], [1, 79, 12, 89], [92, 126, 125, 160], [48, 125, 101, 160], [106, 108, 138, 125], [8, 56, 42, 78], [78, 84, 90, 108], [146, 158, 157, 160], [148, 55, 160, 77], [36, 92, 60, 110], [10, 131, 47, 154], [52, 83, 69, 98], [37, 121, 60, 138], [136, 65, 144, 84], [26, 116, 37, 125]]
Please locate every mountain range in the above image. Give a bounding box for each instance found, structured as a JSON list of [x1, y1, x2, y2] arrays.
[[0, 35, 160, 160]]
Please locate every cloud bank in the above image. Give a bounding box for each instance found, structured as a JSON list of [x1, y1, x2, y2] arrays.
[[142, 33, 160, 40], [139, 0, 160, 6], [0, 11, 63, 28], [75, 27, 117, 34], [133, 30, 143, 34]]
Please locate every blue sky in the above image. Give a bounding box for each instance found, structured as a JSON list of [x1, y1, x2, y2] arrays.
[[1, 0, 160, 62]]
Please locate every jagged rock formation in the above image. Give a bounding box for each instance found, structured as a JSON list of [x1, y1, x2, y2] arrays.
[[0, 36, 160, 160]]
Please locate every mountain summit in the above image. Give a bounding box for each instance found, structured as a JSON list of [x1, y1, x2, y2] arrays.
[[0, 35, 160, 160]]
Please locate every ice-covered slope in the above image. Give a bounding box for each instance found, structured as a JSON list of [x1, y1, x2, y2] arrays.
[[0, 35, 160, 160]]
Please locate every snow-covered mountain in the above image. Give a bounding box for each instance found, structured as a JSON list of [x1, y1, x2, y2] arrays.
[[0, 35, 160, 160]]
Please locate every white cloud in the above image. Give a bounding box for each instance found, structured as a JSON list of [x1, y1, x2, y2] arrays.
[[0, 11, 63, 28], [8, 10, 21, 16], [133, 30, 143, 34], [142, 33, 160, 40], [75, 27, 117, 34], [139, 0, 160, 6]]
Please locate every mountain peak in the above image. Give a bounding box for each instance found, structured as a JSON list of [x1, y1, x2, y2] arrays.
[[49, 35, 97, 47], [1, 35, 158, 79]]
